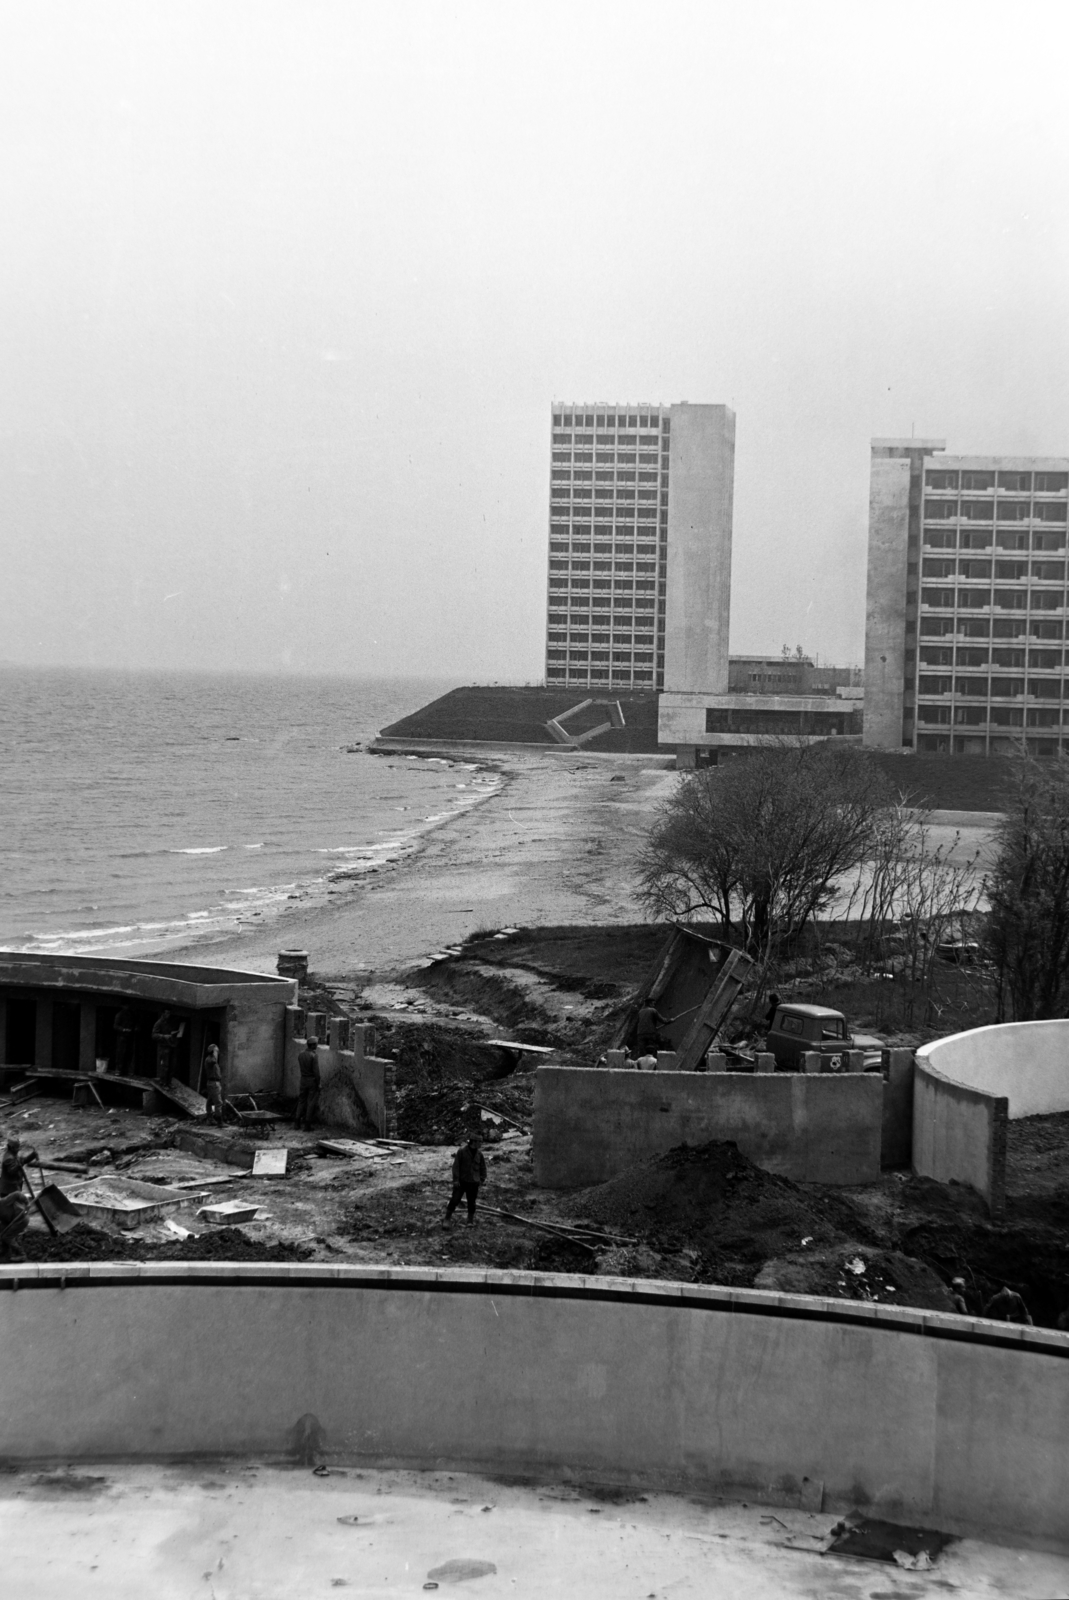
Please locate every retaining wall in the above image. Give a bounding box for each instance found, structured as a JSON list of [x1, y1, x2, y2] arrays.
[[0, 1264, 1066, 1550], [533, 1067, 883, 1188], [284, 1012, 396, 1135], [913, 1021, 1069, 1215]]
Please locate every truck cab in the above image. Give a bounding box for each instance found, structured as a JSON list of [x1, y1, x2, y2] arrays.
[[766, 1003, 857, 1072]]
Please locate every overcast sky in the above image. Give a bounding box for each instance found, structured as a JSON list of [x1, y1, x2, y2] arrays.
[[2, 1, 1067, 679]]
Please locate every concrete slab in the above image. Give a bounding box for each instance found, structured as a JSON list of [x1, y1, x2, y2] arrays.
[[2, 1464, 1066, 1600]]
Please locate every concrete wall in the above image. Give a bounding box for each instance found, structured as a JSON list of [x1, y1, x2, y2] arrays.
[[283, 1011, 397, 1135], [1, 1264, 1067, 1549], [663, 404, 735, 695], [912, 1021, 1069, 1215], [918, 1020, 1069, 1118], [913, 1059, 1007, 1214], [533, 1067, 883, 1188]]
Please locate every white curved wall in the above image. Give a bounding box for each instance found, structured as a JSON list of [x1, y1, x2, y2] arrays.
[[1, 1264, 1067, 1550], [917, 1020, 1069, 1120]]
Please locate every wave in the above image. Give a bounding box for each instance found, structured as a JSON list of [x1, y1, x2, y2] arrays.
[[171, 846, 228, 855]]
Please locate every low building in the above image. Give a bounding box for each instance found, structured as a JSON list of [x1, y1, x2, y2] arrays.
[[0, 952, 296, 1102], [660, 692, 863, 766]]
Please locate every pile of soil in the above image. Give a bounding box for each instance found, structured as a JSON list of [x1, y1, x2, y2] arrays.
[[394, 1077, 533, 1145], [19, 1224, 313, 1264], [565, 1141, 878, 1286], [754, 1246, 953, 1310]]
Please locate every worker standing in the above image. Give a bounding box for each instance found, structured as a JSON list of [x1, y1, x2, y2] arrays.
[[152, 1009, 182, 1084], [982, 1284, 1033, 1325], [294, 1035, 321, 1131], [635, 1002, 671, 1056], [204, 1044, 224, 1125], [112, 1004, 136, 1074], [444, 1135, 487, 1227]]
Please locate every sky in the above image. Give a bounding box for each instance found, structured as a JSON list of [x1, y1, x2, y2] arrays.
[[1, 0, 1067, 679]]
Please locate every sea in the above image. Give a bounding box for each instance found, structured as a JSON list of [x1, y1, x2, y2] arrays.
[[0, 666, 499, 959]]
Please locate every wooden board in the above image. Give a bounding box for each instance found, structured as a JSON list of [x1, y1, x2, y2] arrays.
[[485, 1040, 556, 1054]]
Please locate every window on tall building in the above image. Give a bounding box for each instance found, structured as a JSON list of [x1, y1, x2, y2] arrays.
[[993, 647, 1026, 667], [995, 590, 1028, 609], [1034, 531, 1067, 551], [1029, 649, 1063, 669], [961, 619, 991, 637], [918, 706, 951, 724], [958, 559, 992, 579], [991, 677, 1025, 696], [1029, 679, 1063, 698], [1032, 560, 1066, 581], [997, 500, 1030, 521], [991, 706, 1024, 726], [1036, 472, 1069, 493], [920, 617, 955, 635], [955, 677, 989, 697], [962, 471, 995, 491], [1027, 708, 1062, 727], [919, 675, 952, 694], [958, 589, 990, 608], [925, 470, 960, 490], [955, 706, 987, 724], [923, 530, 956, 549], [922, 557, 955, 578], [962, 499, 995, 520], [995, 560, 1028, 580], [921, 587, 955, 607], [993, 617, 1027, 638], [957, 648, 989, 666], [960, 530, 992, 549], [924, 500, 958, 520], [997, 530, 1029, 551], [920, 646, 954, 665], [997, 472, 1032, 491], [1037, 502, 1068, 522], [1031, 620, 1064, 639]]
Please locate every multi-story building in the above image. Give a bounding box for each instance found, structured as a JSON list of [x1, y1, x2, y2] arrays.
[[544, 402, 734, 694], [864, 440, 1069, 755]]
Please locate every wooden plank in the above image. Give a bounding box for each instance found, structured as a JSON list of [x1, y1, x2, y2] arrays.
[[485, 1040, 556, 1054], [156, 1079, 208, 1118]]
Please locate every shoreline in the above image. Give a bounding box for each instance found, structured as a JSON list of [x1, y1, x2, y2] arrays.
[[160, 748, 676, 980]]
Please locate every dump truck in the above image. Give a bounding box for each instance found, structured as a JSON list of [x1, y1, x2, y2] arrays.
[[766, 1002, 882, 1073]]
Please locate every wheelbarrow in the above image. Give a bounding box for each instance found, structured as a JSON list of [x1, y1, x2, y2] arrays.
[[21, 1159, 81, 1235]]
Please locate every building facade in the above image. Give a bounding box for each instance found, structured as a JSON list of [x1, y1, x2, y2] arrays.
[[863, 440, 1069, 755], [544, 402, 734, 694]]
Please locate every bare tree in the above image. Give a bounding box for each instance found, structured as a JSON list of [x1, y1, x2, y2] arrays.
[[638, 743, 892, 993], [987, 750, 1069, 1021]]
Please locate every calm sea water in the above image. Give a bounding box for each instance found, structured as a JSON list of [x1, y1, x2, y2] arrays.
[[0, 667, 496, 957]]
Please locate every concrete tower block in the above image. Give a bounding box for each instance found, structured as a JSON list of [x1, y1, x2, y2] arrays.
[[663, 404, 736, 694]]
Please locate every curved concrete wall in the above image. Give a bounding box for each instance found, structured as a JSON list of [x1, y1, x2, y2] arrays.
[[918, 1020, 1069, 1119], [914, 1021, 1069, 1213], [1, 1264, 1067, 1550]]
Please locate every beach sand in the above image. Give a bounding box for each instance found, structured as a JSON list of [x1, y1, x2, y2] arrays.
[[166, 751, 677, 980]]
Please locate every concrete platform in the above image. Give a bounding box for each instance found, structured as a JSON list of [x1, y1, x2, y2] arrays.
[[4, 1464, 1067, 1600]]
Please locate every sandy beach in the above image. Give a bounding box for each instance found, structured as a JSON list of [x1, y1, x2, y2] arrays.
[[166, 750, 678, 980]]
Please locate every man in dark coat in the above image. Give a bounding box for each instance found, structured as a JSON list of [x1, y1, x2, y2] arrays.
[[983, 1284, 1032, 1325], [295, 1035, 321, 1131], [445, 1135, 487, 1226], [635, 1002, 671, 1057], [204, 1044, 224, 1125], [112, 1004, 137, 1074]]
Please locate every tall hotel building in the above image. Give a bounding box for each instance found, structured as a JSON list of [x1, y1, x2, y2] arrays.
[[864, 440, 1069, 755], [544, 403, 735, 694]]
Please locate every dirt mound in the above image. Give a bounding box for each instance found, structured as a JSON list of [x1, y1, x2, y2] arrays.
[[566, 1142, 874, 1282], [754, 1246, 954, 1311], [394, 1077, 533, 1144], [900, 1216, 1069, 1326], [19, 1223, 312, 1265]]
